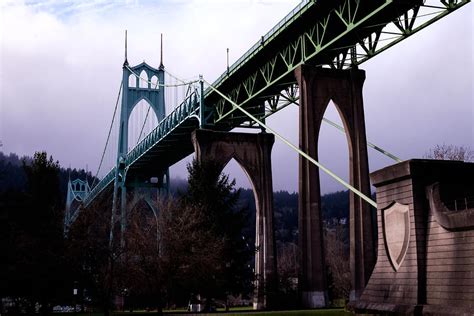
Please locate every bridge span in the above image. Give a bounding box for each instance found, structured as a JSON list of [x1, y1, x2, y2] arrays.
[[65, 0, 471, 311]]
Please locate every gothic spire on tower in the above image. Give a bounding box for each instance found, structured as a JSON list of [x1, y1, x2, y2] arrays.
[[124, 30, 129, 66], [159, 33, 164, 70]]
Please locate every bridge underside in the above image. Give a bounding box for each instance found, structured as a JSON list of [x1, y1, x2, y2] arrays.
[[206, 0, 425, 130], [126, 117, 200, 182]]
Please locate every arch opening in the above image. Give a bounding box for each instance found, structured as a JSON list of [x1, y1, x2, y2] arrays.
[[139, 70, 149, 89], [150, 75, 159, 89], [221, 158, 257, 273], [317, 99, 350, 301], [318, 99, 351, 194], [127, 99, 159, 152], [129, 74, 137, 88], [126, 197, 159, 250]]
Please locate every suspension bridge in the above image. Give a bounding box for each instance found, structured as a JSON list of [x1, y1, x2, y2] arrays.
[[64, 0, 472, 312]]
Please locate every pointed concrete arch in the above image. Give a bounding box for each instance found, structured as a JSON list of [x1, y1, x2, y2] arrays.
[[191, 129, 276, 310], [295, 65, 375, 307]]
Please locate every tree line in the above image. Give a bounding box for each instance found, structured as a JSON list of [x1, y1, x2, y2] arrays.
[[0, 150, 361, 314]]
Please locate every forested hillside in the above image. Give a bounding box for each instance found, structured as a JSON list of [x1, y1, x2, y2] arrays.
[[1, 151, 353, 310], [0, 152, 95, 203], [1, 151, 350, 242]]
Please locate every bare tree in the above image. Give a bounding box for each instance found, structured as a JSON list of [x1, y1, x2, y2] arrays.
[[277, 242, 298, 289], [122, 196, 226, 313], [424, 144, 474, 162], [275, 242, 299, 309], [324, 224, 350, 302], [66, 197, 124, 316]]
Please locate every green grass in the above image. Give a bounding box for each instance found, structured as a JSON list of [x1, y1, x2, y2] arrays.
[[54, 308, 352, 316], [211, 306, 254, 312], [111, 308, 352, 316], [196, 310, 351, 316]]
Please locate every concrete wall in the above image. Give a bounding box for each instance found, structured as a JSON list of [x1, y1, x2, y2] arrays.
[[355, 159, 474, 315]]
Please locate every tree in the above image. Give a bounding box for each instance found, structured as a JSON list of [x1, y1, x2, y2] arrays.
[[324, 223, 350, 303], [424, 144, 474, 162], [182, 159, 254, 308], [66, 189, 227, 314], [0, 151, 68, 314], [275, 242, 298, 308], [66, 189, 125, 316], [120, 197, 225, 313], [121, 199, 170, 312]]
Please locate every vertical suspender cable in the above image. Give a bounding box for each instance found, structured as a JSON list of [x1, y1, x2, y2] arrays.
[[91, 82, 122, 188]]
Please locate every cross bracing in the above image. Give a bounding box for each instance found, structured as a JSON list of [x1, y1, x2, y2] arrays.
[[205, 0, 470, 128]]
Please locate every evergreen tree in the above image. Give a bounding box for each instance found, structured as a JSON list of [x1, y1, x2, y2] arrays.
[[0, 151, 68, 314], [182, 159, 254, 307]]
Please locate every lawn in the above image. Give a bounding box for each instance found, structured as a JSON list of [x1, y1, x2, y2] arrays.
[[111, 308, 352, 316], [54, 308, 352, 316]]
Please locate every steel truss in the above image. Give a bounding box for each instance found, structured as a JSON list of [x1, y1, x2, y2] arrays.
[[208, 0, 470, 127]]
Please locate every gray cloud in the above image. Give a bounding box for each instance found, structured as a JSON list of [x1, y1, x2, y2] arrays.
[[0, 1, 472, 194]]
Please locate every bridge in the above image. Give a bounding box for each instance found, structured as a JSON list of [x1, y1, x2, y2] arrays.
[[64, 0, 471, 312]]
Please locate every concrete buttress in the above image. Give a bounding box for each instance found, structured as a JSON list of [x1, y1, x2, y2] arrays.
[[295, 65, 375, 306], [192, 129, 276, 310]]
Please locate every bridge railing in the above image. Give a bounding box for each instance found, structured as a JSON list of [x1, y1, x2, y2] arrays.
[[126, 86, 201, 166], [82, 166, 116, 208], [206, 0, 313, 95], [73, 85, 200, 220]]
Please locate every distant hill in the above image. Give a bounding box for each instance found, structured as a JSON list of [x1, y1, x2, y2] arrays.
[[1, 151, 350, 246], [0, 152, 95, 204], [237, 188, 349, 245]]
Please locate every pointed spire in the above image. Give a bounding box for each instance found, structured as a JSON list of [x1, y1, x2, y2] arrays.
[[226, 48, 229, 74], [159, 33, 164, 70], [124, 30, 129, 66]]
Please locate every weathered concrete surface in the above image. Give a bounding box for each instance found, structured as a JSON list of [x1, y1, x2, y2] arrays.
[[354, 159, 474, 315], [295, 65, 375, 307], [191, 129, 276, 310]]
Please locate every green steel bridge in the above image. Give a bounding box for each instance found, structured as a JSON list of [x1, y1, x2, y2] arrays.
[[65, 0, 470, 227]]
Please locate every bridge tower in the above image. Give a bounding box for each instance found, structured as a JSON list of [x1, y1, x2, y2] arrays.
[[111, 32, 168, 246], [64, 178, 90, 233]]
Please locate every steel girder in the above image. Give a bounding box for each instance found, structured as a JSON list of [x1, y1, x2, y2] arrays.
[[204, 0, 470, 128]]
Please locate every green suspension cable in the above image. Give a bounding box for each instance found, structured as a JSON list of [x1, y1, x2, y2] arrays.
[[321, 118, 402, 163], [204, 79, 377, 208]]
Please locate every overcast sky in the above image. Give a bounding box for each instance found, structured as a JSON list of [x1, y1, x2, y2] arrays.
[[0, 0, 472, 194]]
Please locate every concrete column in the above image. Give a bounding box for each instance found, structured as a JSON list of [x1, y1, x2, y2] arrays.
[[296, 65, 328, 308], [345, 69, 375, 301], [192, 129, 276, 310], [294, 65, 375, 306]]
